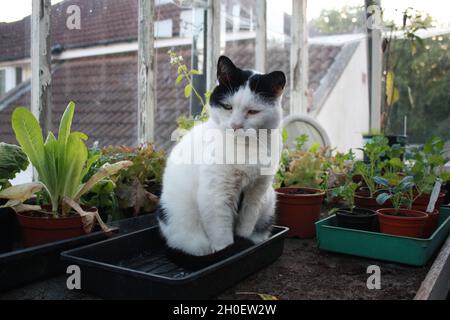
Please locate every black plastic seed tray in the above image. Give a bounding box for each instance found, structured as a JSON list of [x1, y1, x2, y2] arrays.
[[0, 213, 157, 292], [61, 226, 288, 299]]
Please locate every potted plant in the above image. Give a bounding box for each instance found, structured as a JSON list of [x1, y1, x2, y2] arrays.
[[330, 180, 377, 231], [84, 145, 165, 220], [375, 175, 427, 238], [0, 102, 132, 247], [407, 137, 450, 237], [275, 136, 326, 238], [409, 137, 449, 210], [354, 135, 393, 209], [0, 143, 29, 253]]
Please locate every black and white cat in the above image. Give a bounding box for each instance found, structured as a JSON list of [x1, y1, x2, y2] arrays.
[[158, 56, 286, 256]]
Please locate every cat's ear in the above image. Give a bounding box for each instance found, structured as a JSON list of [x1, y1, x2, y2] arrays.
[[265, 71, 286, 98], [250, 71, 286, 98], [217, 56, 238, 86]]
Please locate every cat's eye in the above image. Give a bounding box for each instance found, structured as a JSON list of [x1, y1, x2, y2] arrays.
[[248, 110, 260, 115], [221, 103, 233, 111]]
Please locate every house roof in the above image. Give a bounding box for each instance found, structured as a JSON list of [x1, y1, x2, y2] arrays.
[[0, 0, 352, 151]]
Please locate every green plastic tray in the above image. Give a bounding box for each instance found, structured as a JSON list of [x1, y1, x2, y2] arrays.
[[316, 206, 450, 266]]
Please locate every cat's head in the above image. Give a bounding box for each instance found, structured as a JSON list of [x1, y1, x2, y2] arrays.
[[209, 56, 286, 131]]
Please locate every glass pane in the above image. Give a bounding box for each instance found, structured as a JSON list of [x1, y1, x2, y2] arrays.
[[0, 0, 32, 145], [380, 0, 450, 143], [308, 0, 366, 37], [49, 0, 138, 148], [267, 0, 292, 114], [155, 1, 207, 150], [221, 0, 257, 68]]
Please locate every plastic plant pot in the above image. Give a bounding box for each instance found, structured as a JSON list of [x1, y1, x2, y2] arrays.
[[423, 210, 440, 238], [276, 187, 325, 238], [335, 207, 377, 231], [376, 208, 427, 238], [411, 192, 446, 212], [354, 191, 392, 211]]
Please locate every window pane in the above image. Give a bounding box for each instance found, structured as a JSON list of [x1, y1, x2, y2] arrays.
[[222, 0, 257, 69], [380, 0, 450, 143], [267, 0, 292, 113], [155, 2, 206, 150], [0, 0, 31, 145], [50, 0, 138, 147]]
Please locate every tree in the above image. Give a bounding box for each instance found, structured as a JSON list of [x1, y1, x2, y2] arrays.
[[309, 6, 366, 36]]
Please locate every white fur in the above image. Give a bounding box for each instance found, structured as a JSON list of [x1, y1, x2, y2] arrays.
[[159, 81, 283, 256]]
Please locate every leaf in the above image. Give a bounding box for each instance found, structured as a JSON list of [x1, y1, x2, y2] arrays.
[[184, 84, 192, 98], [0, 143, 29, 184], [281, 128, 289, 144], [257, 294, 279, 301], [373, 176, 389, 187], [175, 74, 184, 86], [190, 69, 201, 75], [60, 132, 88, 200], [12, 107, 46, 182], [74, 161, 133, 201], [386, 71, 400, 106], [376, 193, 392, 205], [0, 182, 43, 202]]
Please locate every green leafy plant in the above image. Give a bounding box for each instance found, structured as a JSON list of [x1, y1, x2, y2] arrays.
[[409, 137, 450, 198], [86, 145, 166, 216], [381, 8, 432, 133], [0, 143, 29, 191], [275, 134, 354, 192], [353, 136, 391, 197], [0, 102, 132, 217], [374, 175, 415, 211], [168, 50, 211, 131], [329, 181, 360, 214]]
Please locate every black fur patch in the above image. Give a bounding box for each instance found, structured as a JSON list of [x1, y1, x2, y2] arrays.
[[237, 191, 245, 212], [210, 56, 286, 107], [249, 71, 286, 99], [156, 205, 168, 225], [254, 214, 275, 234], [210, 69, 253, 108]]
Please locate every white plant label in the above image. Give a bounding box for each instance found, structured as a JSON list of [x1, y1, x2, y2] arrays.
[[427, 179, 442, 213]]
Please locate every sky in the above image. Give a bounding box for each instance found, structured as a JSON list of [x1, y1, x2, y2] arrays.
[[1, 0, 449, 27]]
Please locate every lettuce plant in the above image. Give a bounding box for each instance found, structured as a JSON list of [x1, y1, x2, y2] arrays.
[[1, 102, 132, 216], [0, 143, 29, 191]]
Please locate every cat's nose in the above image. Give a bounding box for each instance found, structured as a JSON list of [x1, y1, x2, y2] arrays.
[[231, 123, 243, 131]]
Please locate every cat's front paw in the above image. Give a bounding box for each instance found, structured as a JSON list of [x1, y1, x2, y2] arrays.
[[248, 232, 270, 244]]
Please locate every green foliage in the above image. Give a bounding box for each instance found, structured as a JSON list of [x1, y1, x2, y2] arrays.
[[275, 134, 354, 193], [10, 103, 131, 215], [0, 143, 29, 190], [309, 5, 366, 35], [353, 136, 392, 197], [168, 50, 211, 131], [85, 145, 165, 218], [375, 175, 415, 210], [330, 180, 360, 214], [381, 9, 446, 141], [408, 137, 450, 196], [12, 102, 89, 213], [88, 145, 166, 187]]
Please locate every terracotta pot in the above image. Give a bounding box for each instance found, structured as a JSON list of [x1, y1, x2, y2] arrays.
[[335, 207, 377, 231], [423, 210, 440, 238], [15, 207, 92, 247], [376, 208, 427, 238], [276, 187, 325, 238], [354, 191, 392, 211], [411, 192, 446, 212]]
